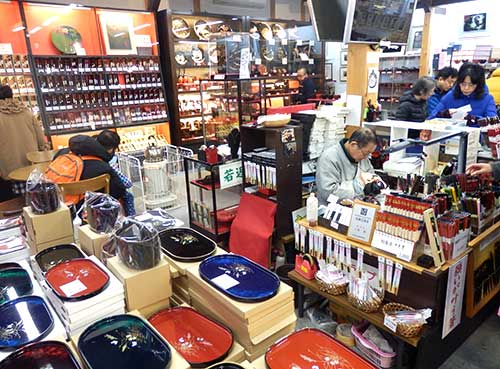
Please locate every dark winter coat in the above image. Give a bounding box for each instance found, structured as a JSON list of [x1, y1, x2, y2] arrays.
[[394, 91, 428, 122], [54, 135, 126, 200]]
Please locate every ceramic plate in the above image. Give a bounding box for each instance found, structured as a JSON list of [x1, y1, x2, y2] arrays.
[[172, 18, 190, 39], [35, 244, 86, 274], [78, 315, 171, 369], [272, 24, 287, 39], [0, 262, 21, 271], [207, 364, 245, 369], [149, 307, 233, 367], [194, 20, 212, 41], [0, 296, 54, 349], [0, 268, 33, 306], [265, 328, 377, 369], [45, 259, 109, 301], [199, 254, 280, 302], [0, 341, 82, 369], [51, 25, 82, 55], [159, 228, 216, 262]]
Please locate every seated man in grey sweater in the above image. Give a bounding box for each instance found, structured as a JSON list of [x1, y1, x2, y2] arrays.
[[316, 127, 378, 204]]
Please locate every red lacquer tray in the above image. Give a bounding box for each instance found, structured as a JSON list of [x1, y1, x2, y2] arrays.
[[45, 258, 110, 301], [149, 306, 233, 367], [265, 328, 377, 369]]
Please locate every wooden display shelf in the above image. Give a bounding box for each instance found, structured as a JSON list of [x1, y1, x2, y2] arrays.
[[288, 270, 422, 347]]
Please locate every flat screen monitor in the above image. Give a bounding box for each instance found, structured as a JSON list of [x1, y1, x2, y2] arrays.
[[307, 0, 352, 42], [348, 0, 417, 45]]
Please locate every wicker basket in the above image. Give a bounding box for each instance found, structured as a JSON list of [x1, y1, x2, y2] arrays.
[[347, 289, 384, 313], [315, 274, 348, 296], [382, 303, 425, 338]]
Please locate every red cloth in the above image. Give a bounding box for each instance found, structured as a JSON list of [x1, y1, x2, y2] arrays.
[[229, 193, 277, 268]]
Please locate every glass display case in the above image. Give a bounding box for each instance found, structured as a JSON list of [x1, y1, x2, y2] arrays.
[[184, 157, 242, 241]]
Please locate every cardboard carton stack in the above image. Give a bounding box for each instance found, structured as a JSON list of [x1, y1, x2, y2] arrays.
[[187, 265, 296, 362], [165, 246, 227, 306], [22, 204, 74, 253], [107, 255, 172, 316], [78, 224, 111, 261], [39, 256, 125, 338]]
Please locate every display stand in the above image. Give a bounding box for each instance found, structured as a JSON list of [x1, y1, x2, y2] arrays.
[[240, 124, 302, 238]]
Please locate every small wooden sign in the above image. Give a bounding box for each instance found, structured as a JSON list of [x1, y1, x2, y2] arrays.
[[423, 208, 445, 268], [347, 200, 379, 245]]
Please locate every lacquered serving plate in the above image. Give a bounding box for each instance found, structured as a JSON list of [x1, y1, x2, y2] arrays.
[[0, 263, 21, 271], [159, 228, 216, 262], [0, 268, 33, 306], [0, 296, 54, 350], [35, 244, 85, 274], [199, 254, 280, 302], [78, 315, 171, 369], [45, 259, 109, 301], [206, 363, 245, 369], [265, 328, 377, 369], [0, 341, 82, 369], [149, 307, 233, 367]]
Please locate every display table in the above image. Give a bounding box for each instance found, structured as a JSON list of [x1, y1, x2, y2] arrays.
[[8, 162, 49, 181]]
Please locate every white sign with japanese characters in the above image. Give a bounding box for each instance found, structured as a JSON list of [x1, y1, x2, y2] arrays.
[[219, 161, 243, 189], [442, 254, 468, 339]]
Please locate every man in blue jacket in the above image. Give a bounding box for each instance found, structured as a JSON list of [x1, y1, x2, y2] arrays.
[[427, 67, 458, 115]]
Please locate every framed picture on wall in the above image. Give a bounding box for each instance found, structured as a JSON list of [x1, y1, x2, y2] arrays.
[[463, 13, 486, 32], [407, 26, 423, 53], [339, 67, 347, 82], [100, 12, 137, 55], [325, 63, 333, 81], [340, 51, 348, 65]]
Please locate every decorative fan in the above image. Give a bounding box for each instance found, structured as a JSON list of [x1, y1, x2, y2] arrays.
[[262, 46, 274, 61], [194, 20, 212, 41], [272, 24, 287, 39], [209, 46, 219, 64], [51, 25, 82, 55], [191, 47, 205, 65], [172, 18, 190, 39], [217, 23, 232, 34]]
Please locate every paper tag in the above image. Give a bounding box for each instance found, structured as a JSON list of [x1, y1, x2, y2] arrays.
[[211, 273, 240, 290], [233, 35, 242, 42], [214, 74, 225, 80], [282, 58, 287, 65], [309, 40, 315, 46], [281, 39, 288, 45], [60, 279, 87, 297], [255, 58, 262, 65], [269, 39, 275, 45], [384, 315, 398, 333], [297, 40, 303, 46], [309, 59, 314, 65]]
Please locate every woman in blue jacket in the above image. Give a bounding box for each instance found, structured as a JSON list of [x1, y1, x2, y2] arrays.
[[428, 63, 497, 124]]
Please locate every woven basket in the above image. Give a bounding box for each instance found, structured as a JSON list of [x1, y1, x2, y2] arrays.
[[382, 303, 424, 338], [347, 289, 384, 313], [315, 274, 348, 296]]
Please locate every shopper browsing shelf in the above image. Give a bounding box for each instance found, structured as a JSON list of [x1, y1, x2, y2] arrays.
[[0, 85, 46, 201], [316, 127, 377, 204], [428, 63, 497, 124], [427, 67, 458, 115], [294, 67, 316, 104], [394, 77, 436, 122], [466, 162, 500, 181]]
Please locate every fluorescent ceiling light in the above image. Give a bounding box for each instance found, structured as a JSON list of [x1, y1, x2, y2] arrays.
[[12, 26, 25, 32], [29, 26, 42, 34], [134, 23, 151, 31], [42, 16, 59, 27], [114, 32, 126, 38]]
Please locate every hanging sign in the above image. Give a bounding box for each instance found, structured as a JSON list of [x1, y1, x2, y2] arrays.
[[219, 161, 243, 189]]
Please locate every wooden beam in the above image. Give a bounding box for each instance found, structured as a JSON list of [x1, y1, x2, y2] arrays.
[[346, 44, 379, 125], [270, 0, 276, 19], [194, 0, 201, 12], [419, 9, 433, 77]]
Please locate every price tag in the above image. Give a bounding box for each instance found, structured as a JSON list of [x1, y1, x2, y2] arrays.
[[309, 59, 314, 65], [384, 315, 398, 333], [297, 40, 303, 46], [255, 58, 262, 65], [281, 39, 288, 46], [214, 74, 225, 80], [282, 58, 287, 65], [60, 279, 87, 297], [211, 274, 240, 290], [269, 39, 275, 45], [309, 40, 315, 46], [232, 35, 242, 42]]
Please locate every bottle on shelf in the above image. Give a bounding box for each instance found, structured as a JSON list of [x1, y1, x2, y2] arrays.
[[306, 192, 318, 227]]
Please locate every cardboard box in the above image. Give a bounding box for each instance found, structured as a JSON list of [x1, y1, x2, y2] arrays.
[[28, 235, 75, 255], [250, 355, 266, 369], [107, 255, 172, 311], [225, 340, 246, 363], [78, 224, 111, 261], [186, 265, 293, 322], [239, 360, 255, 369], [23, 204, 73, 249], [138, 298, 171, 318]]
